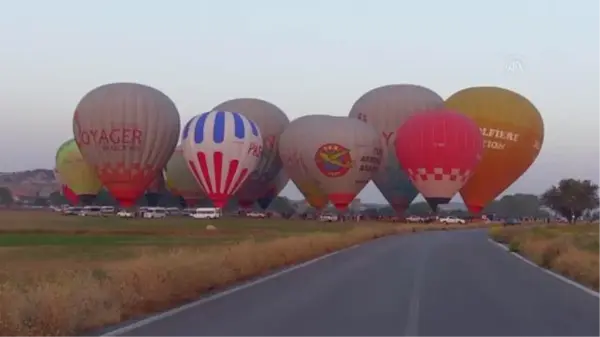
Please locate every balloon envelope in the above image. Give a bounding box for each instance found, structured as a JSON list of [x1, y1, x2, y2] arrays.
[[302, 116, 383, 211], [278, 115, 330, 209], [73, 83, 181, 208], [181, 110, 263, 208], [145, 173, 165, 207], [256, 171, 289, 210], [394, 109, 483, 211], [213, 98, 290, 205], [349, 84, 445, 213], [165, 146, 206, 207], [55, 138, 102, 204], [445, 87, 544, 213], [61, 185, 80, 206]]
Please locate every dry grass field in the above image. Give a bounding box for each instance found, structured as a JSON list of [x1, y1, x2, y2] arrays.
[[0, 210, 490, 336], [489, 223, 599, 291]]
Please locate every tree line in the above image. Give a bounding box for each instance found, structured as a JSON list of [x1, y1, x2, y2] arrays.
[[1, 178, 598, 221]]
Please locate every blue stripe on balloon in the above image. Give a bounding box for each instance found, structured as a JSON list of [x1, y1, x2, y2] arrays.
[[213, 111, 226, 144], [231, 112, 245, 139], [194, 112, 209, 144], [249, 120, 258, 136], [182, 118, 193, 140]]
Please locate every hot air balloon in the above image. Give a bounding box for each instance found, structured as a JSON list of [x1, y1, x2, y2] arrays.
[[256, 171, 289, 210], [278, 115, 330, 210], [349, 84, 445, 214], [54, 169, 80, 206], [165, 145, 206, 207], [213, 98, 290, 207], [145, 173, 165, 207], [302, 116, 383, 211], [55, 138, 102, 205], [181, 110, 263, 208], [73, 82, 181, 208], [445, 87, 544, 214], [394, 109, 483, 211], [61, 185, 80, 206]]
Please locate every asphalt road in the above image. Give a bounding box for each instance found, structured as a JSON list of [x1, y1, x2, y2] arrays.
[[104, 229, 599, 336]]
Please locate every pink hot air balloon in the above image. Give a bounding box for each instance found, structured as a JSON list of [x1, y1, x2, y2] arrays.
[[73, 83, 180, 208], [394, 109, 483, 211], [181, 110, 263, 208]]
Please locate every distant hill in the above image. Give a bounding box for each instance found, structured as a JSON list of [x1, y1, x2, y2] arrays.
[[0, 169, 58, 199]]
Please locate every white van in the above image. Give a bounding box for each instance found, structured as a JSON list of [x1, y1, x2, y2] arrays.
[[143, 207, 168, 219], [79, 206, 103, 217], [101, 206, 115, 215], [190, 207, 221, 219]]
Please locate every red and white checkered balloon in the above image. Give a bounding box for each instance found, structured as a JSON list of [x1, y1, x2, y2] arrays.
[[394, 108, 483, 211]]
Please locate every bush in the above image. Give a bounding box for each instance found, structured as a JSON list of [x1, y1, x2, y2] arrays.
[[508, 240, 520, 252]]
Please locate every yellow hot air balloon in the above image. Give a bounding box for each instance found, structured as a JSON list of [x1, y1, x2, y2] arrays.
[[55, 138, 102, 205], [165, 146, 206, 207], [279, 115, 329, 209], [445, 86, 544, 214]]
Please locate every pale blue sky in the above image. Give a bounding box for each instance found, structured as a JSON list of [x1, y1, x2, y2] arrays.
[[0, 0, 597, 203]]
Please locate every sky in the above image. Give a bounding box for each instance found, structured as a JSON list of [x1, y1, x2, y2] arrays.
[[0, 0, 598, 203]]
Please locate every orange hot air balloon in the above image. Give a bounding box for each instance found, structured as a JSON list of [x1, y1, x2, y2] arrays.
[[73, 83, 181, 208], [445, 86, 544, 214]]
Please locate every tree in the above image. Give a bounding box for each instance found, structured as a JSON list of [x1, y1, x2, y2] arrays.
[[0, 187, 14, 206], [48, 191, 67, 205], [484, 193, 549, 219], [540, 179, 599, 223]]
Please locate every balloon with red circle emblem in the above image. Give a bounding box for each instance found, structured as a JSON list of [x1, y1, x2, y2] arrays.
[[181, 110, 263, 208], [73, 82, 181, 208], [394, 109, 483, 211]]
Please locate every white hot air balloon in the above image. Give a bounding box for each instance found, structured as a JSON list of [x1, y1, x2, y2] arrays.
[[181, 110, 263, 208], [73, 82, 180, 208], [348, 84, 445, 214]]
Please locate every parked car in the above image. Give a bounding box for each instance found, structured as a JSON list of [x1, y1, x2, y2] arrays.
[[439, 216, 466, 224], [62, 206, 82, 216], [117, 210, 135, 218], [142, 207, 168, 219], [406, 215, 424, 223], [79, 206, 104, 217], [319, 213, 338, 222], [246, 211, 266, 219], [503, 218, 521, 226], [190, 207, 221, 219], [101, 206, 115, 215]]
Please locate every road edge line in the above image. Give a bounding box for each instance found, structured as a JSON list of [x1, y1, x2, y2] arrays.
[[100, 243, 363, 336], [487, 238, 599, 298]]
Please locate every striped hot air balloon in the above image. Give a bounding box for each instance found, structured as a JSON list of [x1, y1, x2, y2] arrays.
[[181, 110, 263, 208]]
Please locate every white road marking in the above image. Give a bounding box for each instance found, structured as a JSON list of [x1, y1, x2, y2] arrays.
[[101, 244, 363, 336], [488, 238, 599, 298], [403, 248, 431, 336]]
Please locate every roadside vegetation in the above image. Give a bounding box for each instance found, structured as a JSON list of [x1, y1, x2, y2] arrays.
[[489, 223, 599, 291], [0, 210, 490, 336]]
